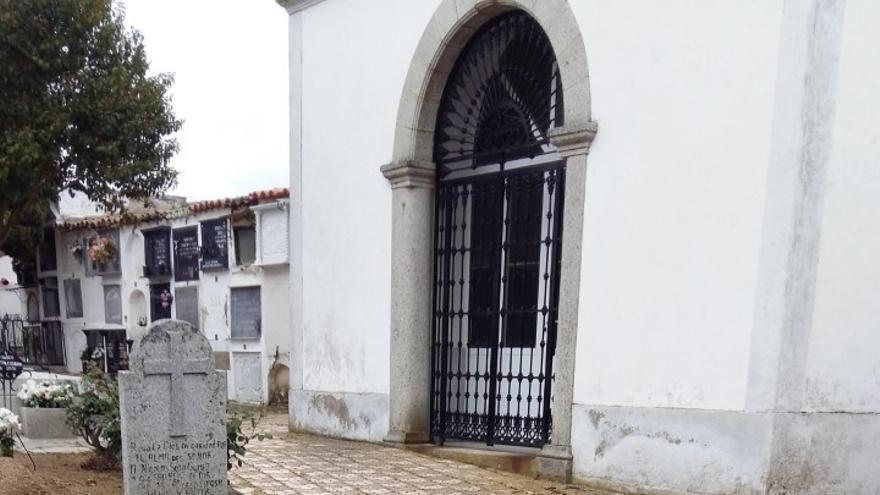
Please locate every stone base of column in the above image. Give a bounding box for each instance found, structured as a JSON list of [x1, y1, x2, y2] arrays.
[[536, 444, 573, 482], [383, 429, 431, 445]]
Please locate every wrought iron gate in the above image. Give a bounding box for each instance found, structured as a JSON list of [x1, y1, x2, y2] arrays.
[[0, 315, 65, 368], [430, 163, 564, 447], [428, 11, 565, 448]]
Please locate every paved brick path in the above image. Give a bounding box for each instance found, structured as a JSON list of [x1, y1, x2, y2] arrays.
[[230, 412, 618, 495]]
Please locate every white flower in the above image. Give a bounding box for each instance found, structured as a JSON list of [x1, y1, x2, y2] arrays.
[[0, 408, 20, 434], [16, 380, 74, 408], [16, 380, 36, 401]]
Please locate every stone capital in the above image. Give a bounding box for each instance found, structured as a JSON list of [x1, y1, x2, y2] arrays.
[[276, 0, 329, 15], [380, 161, 436, 190], [549, 121, 598, 158]]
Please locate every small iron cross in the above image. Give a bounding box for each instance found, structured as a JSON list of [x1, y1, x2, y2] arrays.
[[143, 331, 212, 437]]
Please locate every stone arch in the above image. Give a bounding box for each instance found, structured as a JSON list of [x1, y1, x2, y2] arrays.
[[382, 0, 597, 481], [386, 0, 594, 172]]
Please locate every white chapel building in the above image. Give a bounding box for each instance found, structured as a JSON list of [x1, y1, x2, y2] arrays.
[[279, 1, 879, 494]]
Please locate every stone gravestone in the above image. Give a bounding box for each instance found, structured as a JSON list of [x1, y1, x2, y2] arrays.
[[119, 320, 227, 495]]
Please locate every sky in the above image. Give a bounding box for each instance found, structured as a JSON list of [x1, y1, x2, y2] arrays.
[[123, 0, 289, 201]]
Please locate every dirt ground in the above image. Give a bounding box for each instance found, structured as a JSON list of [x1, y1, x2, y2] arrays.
[[0, 453, 122, 495]]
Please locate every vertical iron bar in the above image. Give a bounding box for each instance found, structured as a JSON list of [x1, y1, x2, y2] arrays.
[[453, 190, 466, 431], [541, 167, 565, 443], [486, 174, 508, 446], [534, 169, 555, 443], [458, 187, 472, 439], [438, 186, 457, 445], [429, 183, 442, 441]]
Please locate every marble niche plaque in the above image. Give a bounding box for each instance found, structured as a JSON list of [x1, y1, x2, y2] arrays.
[[119, 320, 226, 495]]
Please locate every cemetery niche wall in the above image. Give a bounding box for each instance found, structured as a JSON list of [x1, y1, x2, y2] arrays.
[[120, 320, 227, 495], [23, 189, 289, 405]]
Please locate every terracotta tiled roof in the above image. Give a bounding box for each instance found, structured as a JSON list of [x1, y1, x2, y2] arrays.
[[58, 187, 290, 231], [188, 187, 289, 213]]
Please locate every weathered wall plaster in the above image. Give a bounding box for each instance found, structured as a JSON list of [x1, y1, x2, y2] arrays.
[[290, 389, 389, 442], [571, 404, 773, 495]]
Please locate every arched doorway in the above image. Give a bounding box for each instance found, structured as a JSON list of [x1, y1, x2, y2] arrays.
[[382, 0, 596, 478], [430, 11, 565, 448]]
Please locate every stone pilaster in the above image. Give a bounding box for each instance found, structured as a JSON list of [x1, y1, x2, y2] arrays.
[[381, 161, 436, 444], [537, 122, 597, 481]]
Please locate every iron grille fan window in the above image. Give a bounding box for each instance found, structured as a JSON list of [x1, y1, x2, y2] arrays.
[[434, 11, 563, 176], [431, 11, 565, 449]]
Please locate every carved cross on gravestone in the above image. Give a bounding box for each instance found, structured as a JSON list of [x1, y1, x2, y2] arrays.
[[142, 331, 212, 437], [119, 320, 227, 495]]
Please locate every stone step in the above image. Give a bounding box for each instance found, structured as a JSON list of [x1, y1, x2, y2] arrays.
[[405, 441, 539, 477]]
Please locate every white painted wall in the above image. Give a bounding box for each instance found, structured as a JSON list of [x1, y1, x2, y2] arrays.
[[0, 256, 23, 316], [297, 0, 442, 395], [806, 0, 880, 413], [570, 0, 783, 411]]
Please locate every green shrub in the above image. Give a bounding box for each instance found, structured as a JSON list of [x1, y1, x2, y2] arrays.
[[227, 409, 272, 470], [66, 364, 122, 462], [68, 364, 271, 471], [0, 408, 20, 457]]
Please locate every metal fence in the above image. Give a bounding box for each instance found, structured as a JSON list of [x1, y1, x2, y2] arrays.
[[0, 315, 65, 368]]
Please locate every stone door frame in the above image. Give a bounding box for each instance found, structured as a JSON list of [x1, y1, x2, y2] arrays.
[[380, 0, 597, 480]]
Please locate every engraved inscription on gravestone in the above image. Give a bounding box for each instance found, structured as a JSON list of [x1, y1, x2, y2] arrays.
[[119, 320, 226, 495]]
